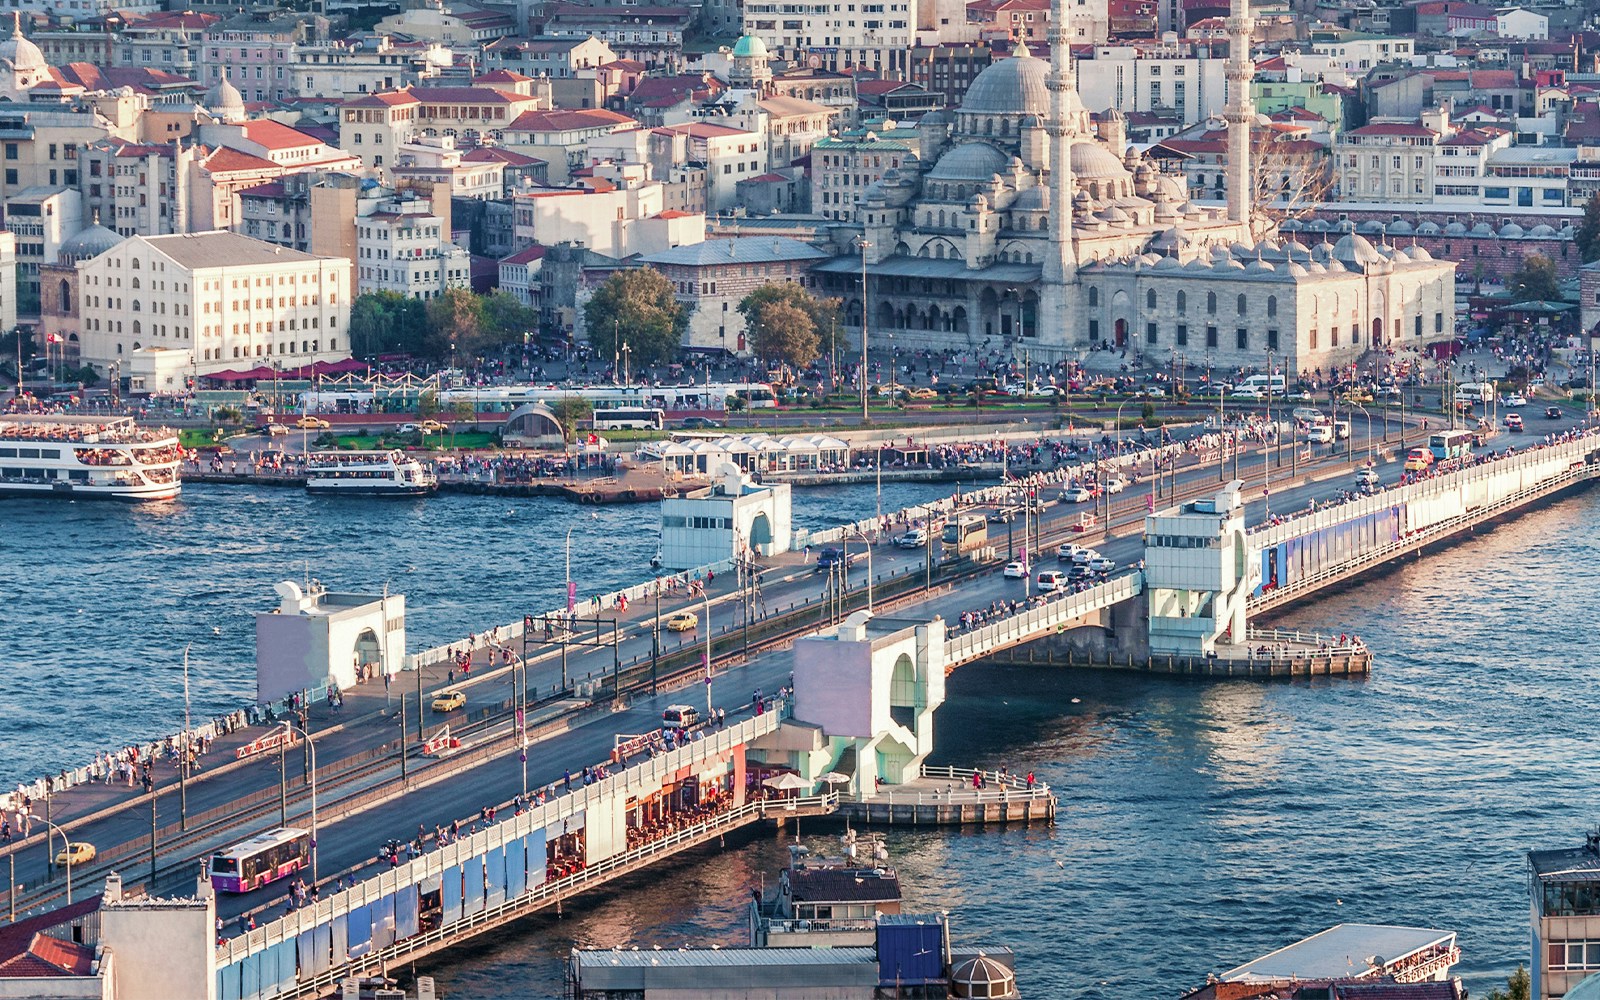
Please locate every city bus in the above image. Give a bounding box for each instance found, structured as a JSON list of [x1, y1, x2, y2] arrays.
[[1429, 429, 1475, 462], [591, 407, 665, 431], [942, 514, 989, 560], [208, 827, 311, 893]]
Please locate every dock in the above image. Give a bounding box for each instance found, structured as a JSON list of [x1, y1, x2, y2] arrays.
[[835, 766, 1057, 826]]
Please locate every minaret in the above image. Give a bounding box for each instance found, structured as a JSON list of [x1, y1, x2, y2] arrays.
[[1039, 0, 1077, 348], [1223, 0, 1255, 236]]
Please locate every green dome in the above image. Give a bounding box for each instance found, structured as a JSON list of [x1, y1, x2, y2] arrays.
[[732, 34, 769, 59]]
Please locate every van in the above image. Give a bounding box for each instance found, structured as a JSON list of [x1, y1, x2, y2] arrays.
[[1241, 374, 1288, 393], [1304, 424, 1333, 444], [662, 705, 700, 730], [1036, 570, 1065, 592], [1404, 447, 1434, 472], [1292, 407, 1326, 425], [1333, 420, 1351, 441], [1457, 383, 1495, 403]]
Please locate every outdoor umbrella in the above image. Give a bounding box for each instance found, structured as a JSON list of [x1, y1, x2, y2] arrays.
[[762, 773, 809, 791]]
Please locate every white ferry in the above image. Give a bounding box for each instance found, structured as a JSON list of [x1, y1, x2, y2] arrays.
[[0, 414, 181, 501], [304, 450, 436, 497]]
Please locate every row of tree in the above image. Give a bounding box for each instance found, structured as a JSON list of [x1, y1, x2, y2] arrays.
[[349, 289, 538, 361], [580, 267, 843, 370]]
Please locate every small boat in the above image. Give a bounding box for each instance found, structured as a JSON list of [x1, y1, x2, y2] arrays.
[[304, 450, 436, 497]]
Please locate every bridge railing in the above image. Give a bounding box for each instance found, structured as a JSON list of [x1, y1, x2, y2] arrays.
[[918, 764, 1052, 798], [943, 572, 1142, 665]]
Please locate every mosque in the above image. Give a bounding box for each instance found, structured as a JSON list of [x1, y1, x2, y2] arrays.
[[809, 0, 1459, 376]]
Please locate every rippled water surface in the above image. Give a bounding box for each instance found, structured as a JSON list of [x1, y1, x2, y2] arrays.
[[10, 483, 1599, 999]]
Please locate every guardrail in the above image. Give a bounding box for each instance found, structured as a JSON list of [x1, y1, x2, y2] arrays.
[[943, 573, 1143, 666], [278, 792, 839, 999], [919, 764, 1052, 797]]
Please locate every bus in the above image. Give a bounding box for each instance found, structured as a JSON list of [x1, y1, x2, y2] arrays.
[[1429, 429, 1475, 462], [208, 827, 311, 893], [592, 407, 665, 431], [942, 515, 988, 559]]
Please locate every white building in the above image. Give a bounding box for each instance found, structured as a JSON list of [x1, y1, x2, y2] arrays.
[[1076, 44, 1228, 122], [1332, 120, 1442, 203], [658, 121, 764, 213], [255, 579, 406, 703], [659, 464, 792, 568], [1308, 32, 1415, 72], [1496, 7, 1548, 40], [741, 0, 919, 77], [355, 193, 471, 299], [499, 244, 546, 308], [75, 230, 352, 377], [288, 36, 453, 100], [512, 162, 704, 258]]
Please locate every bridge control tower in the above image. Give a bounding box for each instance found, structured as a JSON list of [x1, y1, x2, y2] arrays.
[[1143, 480, 1260, 656]]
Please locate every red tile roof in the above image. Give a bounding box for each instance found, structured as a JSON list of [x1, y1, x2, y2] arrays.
[[475, 69, 532, 83], [463, 146, 545, 166], [128, 10, 218, 29], [500, 244, 548, 265], [1348, 122, 1437, 137], [238, 120, 324, 151], [506, 108, 634, 132], [0, 897, 99, 980], [660, 121, 750, 138], [343, 90, 422, 108], [202, 147, 281, 173]]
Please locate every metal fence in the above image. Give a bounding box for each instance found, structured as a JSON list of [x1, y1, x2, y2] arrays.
[[943, 573, 1143, 666]]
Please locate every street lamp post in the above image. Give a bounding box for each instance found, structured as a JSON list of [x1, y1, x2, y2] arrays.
[[702, 583, 713, 716], [845, 527, 874, 612], [562, 526, 575, 690], [30, 814, 71, 903], [274, 722, 319, 884], [855, 237, 872, 423]]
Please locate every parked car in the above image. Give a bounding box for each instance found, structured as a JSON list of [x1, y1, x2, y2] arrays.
[[679, 416, 721, 430], [1071, 548, 1098, 565], [1229, 387, 1263, 401], [1101, 476, 1129, 495], [1503, 394, 1528, 407], [431, 690, 466, 713], [1355, 468, 1382, 494], [665, 611, 699, 632], [1088, 556, 1116, 573], [1003, 560, 1028, 579], [262, 423, 289, 437], [1058, 543, 1089, 562], [1404, 448, 1434, 472], [419, 419, 447, 433]]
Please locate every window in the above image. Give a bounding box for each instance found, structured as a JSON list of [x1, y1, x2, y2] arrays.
[[1146, 289, 1156, 310], [1267, 295, 1277, 318], [1267, 329, 1278, 351], [1176, 324, 1187, 346], [1205, 326, 1217, 348], [1176, 291, 1186, 315], [1236, 328, 1247, 349], [1206, 291, 1216, 315], [1146, 322, 1157, 345], [1088, 287, 1099, 307], [1236, 293, 1246, 317], [1088, 319, 1100, 340]]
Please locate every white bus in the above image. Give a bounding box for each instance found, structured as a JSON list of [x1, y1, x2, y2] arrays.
[[592, 407, 665, 431], [1239, 374, 1288, 393]]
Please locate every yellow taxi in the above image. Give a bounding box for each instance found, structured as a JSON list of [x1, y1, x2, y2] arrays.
[[419, 419, 448, 433], [665, 611, 699, 632], [431, 690, 466, 713], [55, 842, 96, 866], [1403, 447, 1434, 472], [905, 387, 939, 400], [294, 416, 331, 430]]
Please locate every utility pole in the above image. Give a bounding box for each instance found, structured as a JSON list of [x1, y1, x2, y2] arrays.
[[399, 694, 408, 786], [856, 237, 872, 423]]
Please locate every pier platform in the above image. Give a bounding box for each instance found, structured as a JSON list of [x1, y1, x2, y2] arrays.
[[835, 766, 1057, 826]]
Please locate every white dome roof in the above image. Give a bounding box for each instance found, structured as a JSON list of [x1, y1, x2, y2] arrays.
[[0, 14, 45, 74], [206, 74, 245, 114], [960, 46, 1047, 117], [1011, 185, 1049, 211], [1070, 141, 1129, 180], [1333, 233, 1384, 265]]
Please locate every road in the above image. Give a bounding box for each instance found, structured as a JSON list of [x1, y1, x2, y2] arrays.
[[10, 403, 1586, 926]]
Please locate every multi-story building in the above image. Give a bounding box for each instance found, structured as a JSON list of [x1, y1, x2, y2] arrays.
[[32, 20, 115, 68], [498, 244, 546, 309], [115, 11, 216, 77], [38, 217, 116, 364], [287, 35, 453, 100], [337, 90, 421, 170], [741, 0, 919, 77], [966, 0, 1050, 43], [536, 3, 693, 72], [5, 185, 80, 311], [657, 122, 763, 213], [639, 236, 829, 353], [1308, 29, 1415, 72], [501, 107, 635, 183], [908, 43, 993, 108], [198, 119, 364, 174], [391, 135, 505, 200], [373, 2, 514, 46], [720, 93, 838, 171], [1528, 833, 1600, 1000], [512, 161, 703, 258], [198, 11, 324, 104], [482, 35, 617, 79], [355, 192, 471, 299], [1332, 120, 1442, 203], [810, 128, 914, 223], [75, 230, 352, 376], [1076, 43, 1229, 123]]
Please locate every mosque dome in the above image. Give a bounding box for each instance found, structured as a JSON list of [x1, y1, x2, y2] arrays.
[[1154, 254, 1182, 269], [1282, 239, 1310, 256], [1101, 205, 1129, 223], [1245, 258, 1276, 274], [206, 74, 245, 120], [731, 34, 769, 59], [1359, 220, 1385, 235], [58, 218, 123, 261], [1215, 256, 1245, 270], [1529, 224, 1557, 238], [1409, 244, 1435, 261], [1012, 186, 1049, 211], [1388, 220, 1414, 235], [927, 142, 1008, 182], [1069, 141, 1130, 181], [1499, 222, 1525, 238], [1286, 261, 1308, 277], [0, 15, 46, 74], [1416, 221, 1441, 235], [1306, 260, 1327, 274], [960, 44, 1047, 117], [1470, 222, 1494, 236], [1389, 246, 1412, 262], [1333, 233, 1384, 266], [1443, 221, 1468, 236]]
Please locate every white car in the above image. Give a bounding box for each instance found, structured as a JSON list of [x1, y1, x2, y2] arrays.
[[1503, 394, 1528, 407], [1230, 387, 1264, 401], [1102, 475, 1129, 495], [1071, 548, 1098, 565], [1003, 560, 1028, 579], [1058, 543, 1089, 562], [1036, 570, 1065, 592], [1088, 556, 1116, 573], [895, 529, 927, 549], [1061, 486, 1094, 503]]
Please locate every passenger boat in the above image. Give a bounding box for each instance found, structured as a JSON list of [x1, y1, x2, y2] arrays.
[[304, 449, 436, 497], [0, 414, 181, 501]]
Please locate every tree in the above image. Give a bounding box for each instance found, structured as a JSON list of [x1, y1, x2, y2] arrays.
[[350, 291, 428, 357], [1485, 966, 1530, 1000], [584, 267, 687, 366], [548, 396, 593, 444], [479, 291, 538, 350], [450, 399, 476, 425], [737, 283, 843, 371], [1577, 194, 1600, 264], [418, 390, 440, 419], [1249, 129, 1334, 242], [425, 288, 484, 361], [1509, 254, 1560, 302]]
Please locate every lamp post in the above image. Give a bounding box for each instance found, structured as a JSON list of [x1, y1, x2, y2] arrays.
[[179, 643, 192, 832], [274, 722, 319, 884], [855, 237, 871, 423], [845, 526, 874, 612], [562, 525, 575, 690], [1114, 397, 1133, 519], [702, 581, 713, 716], [30, 814, 71, 904]]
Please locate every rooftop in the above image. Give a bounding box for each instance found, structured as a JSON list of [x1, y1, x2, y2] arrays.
[[1530, 841, 1600, 880], [1222, 925, 1457, 983], [786, 866, 902, 903], [640, 236, 828, 267], [577, 946, 878, 970], [142, 231, 333, 270]]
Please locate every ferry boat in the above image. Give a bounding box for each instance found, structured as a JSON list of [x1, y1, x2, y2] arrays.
[[0, 414, 181, 501], [304, 450, 436, 497]]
